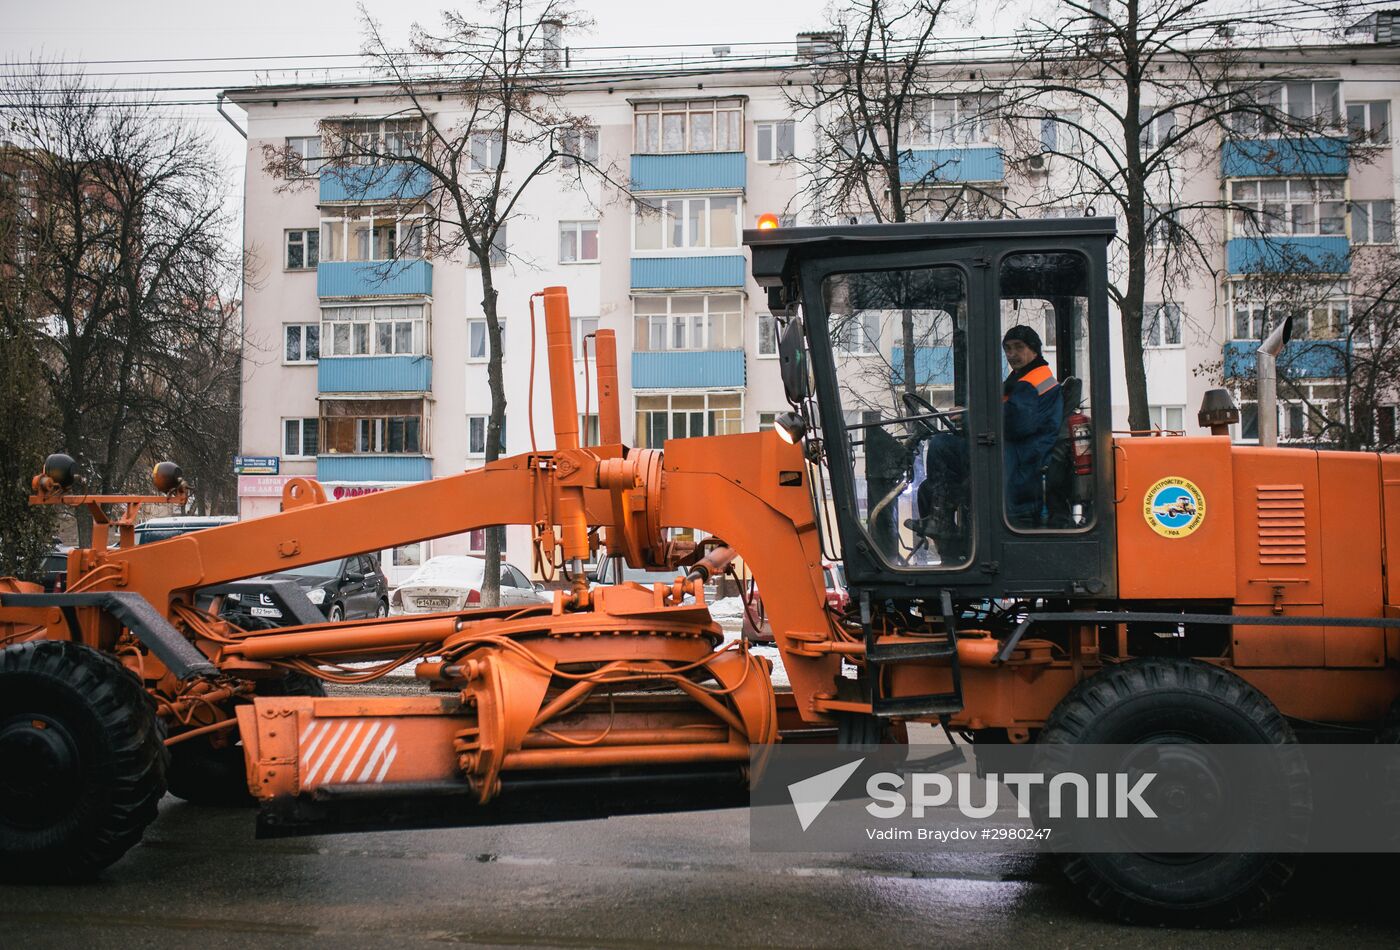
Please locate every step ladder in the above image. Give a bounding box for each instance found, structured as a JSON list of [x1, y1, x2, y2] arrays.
[[860, 588, 965, 718]]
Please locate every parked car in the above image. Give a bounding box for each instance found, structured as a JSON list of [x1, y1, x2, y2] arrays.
[[39, 545, 73, 592], [223, 554, 390, 626], [390, 555, 547, 613], [591, 556, 720, 600], [742, 561, 850, 644], [134, 515, 237, 545]]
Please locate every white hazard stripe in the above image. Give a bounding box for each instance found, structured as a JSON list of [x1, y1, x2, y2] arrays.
[[296, 718, 399, 788]]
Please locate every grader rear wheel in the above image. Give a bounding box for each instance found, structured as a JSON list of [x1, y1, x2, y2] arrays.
[[167, 672, 326, 807], [0, 640, 168, 882]]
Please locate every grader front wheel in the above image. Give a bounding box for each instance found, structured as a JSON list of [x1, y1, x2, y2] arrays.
[[0, 640, 168, 882]]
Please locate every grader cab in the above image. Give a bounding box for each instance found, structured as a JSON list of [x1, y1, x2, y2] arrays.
[[4, 217, 1400, 926]]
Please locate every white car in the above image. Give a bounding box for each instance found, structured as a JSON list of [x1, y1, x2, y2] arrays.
[[389, 555, 547, 613]]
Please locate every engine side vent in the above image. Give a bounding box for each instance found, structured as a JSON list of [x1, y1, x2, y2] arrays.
[[1257, 484, 1307, 565]]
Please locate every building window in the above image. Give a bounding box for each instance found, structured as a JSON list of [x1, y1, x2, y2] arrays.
[[1040, 110, 1084, 155], [284, 323, 320, 364], [323, 118, 423, 163], [1229, 179, 1346, 237], [755, 120, 795, 162], [560, 126, 599, 169], [757, 312, 778, 357], [468, 528, 488, 554], [319, 212, 425, 262], [285, 135, 325, 176], [1347, 100, 1390, 144], [579, 413, 600, 444], [832, 311, 881, 356], [391, 542, 425, 568], [466, 225, 508, 266], [633, 295, 742, 351], [758, 411, 779, 431], [633, 195, 741, 251], [1142, 303, 1182, 347], [467, 415, 507, 457], [467, 319, 492, 362], [469, 131, 504, 172], [1352, 200, 1395, 244], [633, 99, 744, 153], [1231, 81, 1340, 135], [911, 95, 997, 146], [283, 418, 319, 458], [1138, 107, 1178, 149], [914, 186, 1006, 222], [285, 229, 320, 270], [1148, 208, 1186, 248], [1375, 405, 1398, 446], [1147, 405, 1185, 432], [572, 316, 598, 359], [321, 305, 427, 357], [322, 415, 422, 454], [1230, 285, 1349, 341], [634, 392, 742, 448], [559, 221, 599, 263]]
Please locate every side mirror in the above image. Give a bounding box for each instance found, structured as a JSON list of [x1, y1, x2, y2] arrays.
[[345, 571, 365, 582], [777, 317, 810, 405]]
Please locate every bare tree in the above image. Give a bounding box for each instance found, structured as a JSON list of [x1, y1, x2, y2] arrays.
[[998, 0, 1375, 430], [263, 1, 612, 605], [0, 65, 243, 543]]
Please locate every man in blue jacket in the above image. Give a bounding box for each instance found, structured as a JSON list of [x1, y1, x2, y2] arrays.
[[1000, 325, 1062, 525]]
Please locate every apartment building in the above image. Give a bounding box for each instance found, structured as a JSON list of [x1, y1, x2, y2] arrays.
[[224, 24, 1400, 577]]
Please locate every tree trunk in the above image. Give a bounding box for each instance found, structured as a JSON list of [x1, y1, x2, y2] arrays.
[[479, 256, 505, 607]]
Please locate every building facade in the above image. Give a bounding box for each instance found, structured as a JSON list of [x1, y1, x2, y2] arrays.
[[225, 25, 1400, 579]]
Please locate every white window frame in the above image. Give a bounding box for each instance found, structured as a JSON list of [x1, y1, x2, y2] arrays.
[[283, 323, 319, 364], [633, 99, 744, 154], [282, 417, 319, 459], [1147, 405, 1185, 432], [560, 126, 599, 169], [832, 311, 881, 357], [572, 316, 599, 359], [1228, 178, 1347, 238], [1231, 81, 1341, 135], [1229, 283, 1350, 342], [469, 131, 504, 173], [634, 391, 744, 448], [632, 295, 743, 352], [1040, 110, 1084, 156], [318, 209, 426, 263], [757, 312, 778, 358], [755, 120, 795, 162], [632, 194, 742, 253], [558, 220, 599, 263], [466, 414, 507, 458], [1138, 107, 1178, 150], [911, 95, 997, 146], [1352, 199, 1395, 244], [466, 318, 491, 363], [1347, 99, 1391, 144], [758, 411, 780, 432], [285, 135, 325, 176], [1142, 303, 1183, 348], [466, 224, 508, 267], [285, 228, 319, 270], [320, 304, 429, 358]]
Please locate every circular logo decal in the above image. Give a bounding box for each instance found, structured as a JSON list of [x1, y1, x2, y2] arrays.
[[1143, 476, 1206, 538]]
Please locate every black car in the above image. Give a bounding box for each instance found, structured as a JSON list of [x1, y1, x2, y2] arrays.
[[222, 554, 390, 628], [39, 546, 74, 592]]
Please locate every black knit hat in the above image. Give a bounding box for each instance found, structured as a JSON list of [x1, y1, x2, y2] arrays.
[[1002, 324, 1043, 355]]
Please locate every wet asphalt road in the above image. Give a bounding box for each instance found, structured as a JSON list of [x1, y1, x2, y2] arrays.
[[2, 795, 1398, 950]]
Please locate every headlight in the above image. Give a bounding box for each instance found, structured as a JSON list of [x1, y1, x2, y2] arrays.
[[306, 588, 327, 605], [226, 592, 242, 602]]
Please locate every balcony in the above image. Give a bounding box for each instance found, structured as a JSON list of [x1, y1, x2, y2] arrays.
[[1226, 237, 1349, 275], [317, 259, 433, 297], [316, 455, 432, 482], [1223, 339, 1348, 380], [629, 153, 746, 192], [318, 356, 432, 394], [631, 349, 745, 389], [319, 164, 431, 203], [890, 346, 955, 387], [630, 255, 746, 290], [900, 147, 1004, 183], [1220, 137, 1348, 178]]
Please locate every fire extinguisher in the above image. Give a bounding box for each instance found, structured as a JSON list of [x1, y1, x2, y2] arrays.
[[1069, 412, 1093, 476]]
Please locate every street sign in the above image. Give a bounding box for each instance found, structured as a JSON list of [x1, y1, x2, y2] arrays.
[[234, 455, 279, 475]]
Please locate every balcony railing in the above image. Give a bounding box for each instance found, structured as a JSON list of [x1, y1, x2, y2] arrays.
[[1220, 137, 1348, 178], [318, 355, 432, 393], [631, 349, 745, 389], [630, 255, 746, 290], [316, 455, 432, 482], [317, 259, 433, 297], [890, 346, 955, 387], [1226, 237, 1349, 275], [629, 153, 746, 192], [899, 147, 1004, 183], [1223, 339, 1348, 379], [319, 164, 431, 202]]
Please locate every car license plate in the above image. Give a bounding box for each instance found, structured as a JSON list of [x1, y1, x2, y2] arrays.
[[415, 596, 452, 609], [250, 606, 283, 618]]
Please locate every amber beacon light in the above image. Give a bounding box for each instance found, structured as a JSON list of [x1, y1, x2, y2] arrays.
[[756, 212, 780, 230]]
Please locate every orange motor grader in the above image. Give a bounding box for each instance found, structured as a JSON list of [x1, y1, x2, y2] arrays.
[[4, 217, 1400, 925]]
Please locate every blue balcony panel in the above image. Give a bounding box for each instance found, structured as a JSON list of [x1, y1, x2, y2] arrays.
[[318, 259, 433, 297], [316, 455, 432, 482], [1226, 237, 1349, 275], [890, 346, 955, 387], [630, 255, 746, 289], [631, 349, 745, 389], [900, 147, 1004, 183], [1220, 137, 1348, 178], [318, 355, 431, 393], [629, 153, 746, 192], [1223, 339, 1348, 380], [319, 164, 431, 202]]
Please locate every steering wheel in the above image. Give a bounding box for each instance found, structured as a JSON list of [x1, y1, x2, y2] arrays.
[[901, 391, 962, 438]]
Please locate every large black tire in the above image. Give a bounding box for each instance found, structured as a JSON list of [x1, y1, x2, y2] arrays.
[[1037, 657, 1308, 927], [166, 672, 325, 807], [0, 640, 168, 882]]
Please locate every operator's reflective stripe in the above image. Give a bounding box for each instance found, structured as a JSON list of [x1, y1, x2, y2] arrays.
[[1004, 364, 1059, 401]]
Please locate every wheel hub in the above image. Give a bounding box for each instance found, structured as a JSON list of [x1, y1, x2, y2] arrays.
[[0, 713, 83, 827]]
